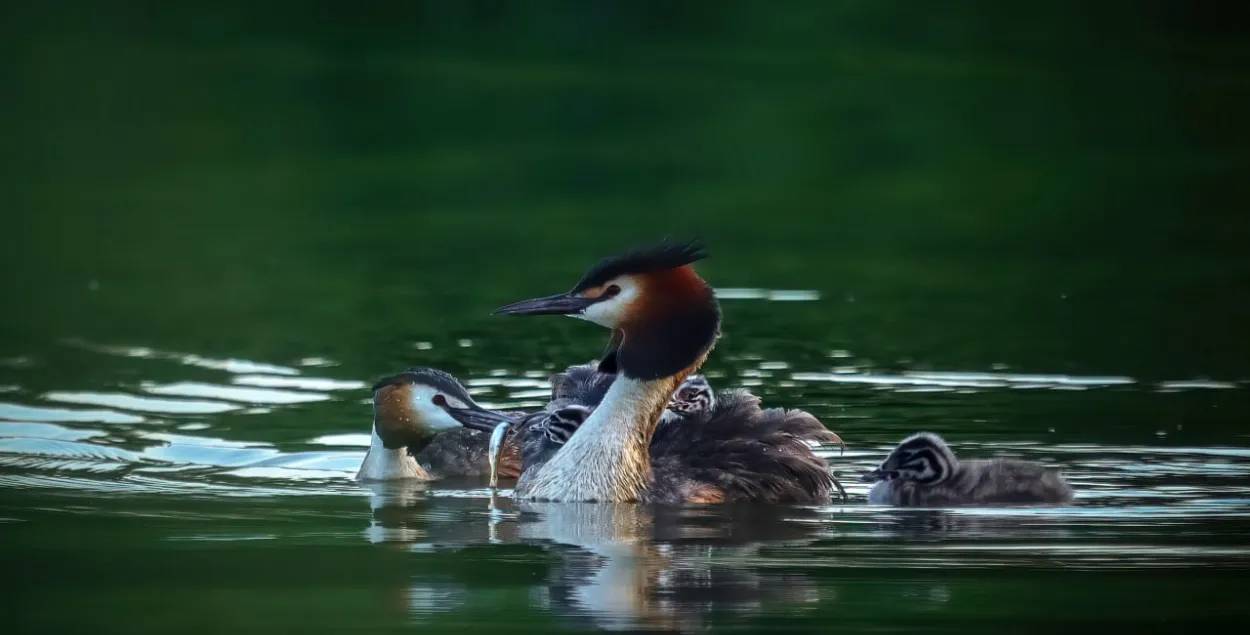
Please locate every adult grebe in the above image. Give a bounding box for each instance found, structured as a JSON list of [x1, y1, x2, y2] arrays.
[[356, 368, 540, 481], [356, 368, 490, 481], [489, 239, 845, 503], [448, 364, 722, 487], [862, 432, 1074, 506]]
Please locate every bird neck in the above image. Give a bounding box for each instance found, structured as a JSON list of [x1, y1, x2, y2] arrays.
[[517, 368, 695, 502], [357, 425, 434, 481]]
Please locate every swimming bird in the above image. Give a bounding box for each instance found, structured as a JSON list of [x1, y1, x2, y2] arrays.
[[356, 368, 512, 481], [445, 365, 720, 487], [489, 239, 845, 504], [542, 363, 715, 442], [546, 362, 715, 425], [861, 432, 1074, 506], [357, 366, 717, 482]]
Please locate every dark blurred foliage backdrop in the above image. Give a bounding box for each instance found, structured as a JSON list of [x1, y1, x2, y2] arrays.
[[2, 0, 1247, 383]]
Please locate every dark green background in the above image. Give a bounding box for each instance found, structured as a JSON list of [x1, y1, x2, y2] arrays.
[[2, 2, 1248, 632]]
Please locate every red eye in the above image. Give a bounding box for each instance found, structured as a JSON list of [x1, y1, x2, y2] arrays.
[[603, 284, 621, 298], [432, 394, 447, 407]]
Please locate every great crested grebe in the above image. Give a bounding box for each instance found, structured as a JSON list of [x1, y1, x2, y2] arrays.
[[436, 362, 718, 486], [356, 368, 512, 481], [488, 239, 845, 504], [446, 364, 722, 487], [862, 432, 1074, 506], [543, 362, 715, 428], [357, 366, 717, 482]]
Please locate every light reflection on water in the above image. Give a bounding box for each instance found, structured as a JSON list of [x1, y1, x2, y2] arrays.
[[1, 341, 1249, 630], [1, 341, 1247, 498]]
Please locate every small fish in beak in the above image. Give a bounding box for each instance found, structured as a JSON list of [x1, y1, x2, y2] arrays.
[[487, 420, 512, 488]]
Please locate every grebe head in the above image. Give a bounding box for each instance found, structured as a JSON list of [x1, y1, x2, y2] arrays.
[[666, 374, 715, 417], [494, 239, 722, 380], [370, 368, 498, 451], [861, 432, 957, 485]]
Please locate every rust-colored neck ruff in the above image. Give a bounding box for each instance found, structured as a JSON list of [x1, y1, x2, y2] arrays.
[[516, 266, 719, 502], [373, 383, 437, 452], [610, 266, 720, 382]]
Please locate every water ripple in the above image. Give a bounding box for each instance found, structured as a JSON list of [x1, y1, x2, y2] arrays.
[[64, 340, 302, 375], [0, 437, 145, 465], [43, 391, 240, 414], [715, 288, 821, 301], [0, 402, 145, 424], [140, 381, 329, 405], [0, 421, 106, 442], [791, 370, 1138, 391], [231, 375, 366, 391], [1, 346, 1248, 597]]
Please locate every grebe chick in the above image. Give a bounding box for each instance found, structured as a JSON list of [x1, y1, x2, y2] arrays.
[[522, 404, 594, 471], [477, 404, 594, 488], [547, 363, 716, 427], [861, 432, 1074, 507], [476, 372, 716, 486], [661, 374, 715, 425], [469, 385, 849, 502], [491, 239, 845, 503], [460, 356, 844, 500]]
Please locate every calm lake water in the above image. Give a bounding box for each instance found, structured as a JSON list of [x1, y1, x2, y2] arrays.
[[4, 2, 1250, 633]]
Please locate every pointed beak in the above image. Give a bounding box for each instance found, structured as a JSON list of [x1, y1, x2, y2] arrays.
[[493, 292, 597, 316], [861, 469, 890, 483], [443, 403, 514, 433]]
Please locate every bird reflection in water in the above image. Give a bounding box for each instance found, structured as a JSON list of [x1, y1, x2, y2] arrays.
[[490, 499, 831, 632], [361, 481, 832, 632]]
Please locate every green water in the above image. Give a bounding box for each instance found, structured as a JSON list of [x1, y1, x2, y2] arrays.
[[3, 2, 1250, 632]]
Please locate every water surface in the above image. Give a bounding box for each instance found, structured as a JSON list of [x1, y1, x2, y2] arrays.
[[3, 1, 1250, 633]]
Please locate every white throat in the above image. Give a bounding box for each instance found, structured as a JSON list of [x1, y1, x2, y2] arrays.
[[516, 376, 669, 502], [356, 425, 434, 481]]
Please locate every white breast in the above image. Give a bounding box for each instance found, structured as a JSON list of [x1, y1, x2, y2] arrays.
[[867, 480, 893, 505], [356, 428, 432, 481]]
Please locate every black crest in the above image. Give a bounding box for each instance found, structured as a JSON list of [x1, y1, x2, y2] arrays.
[[571, 239, 709, 293]]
